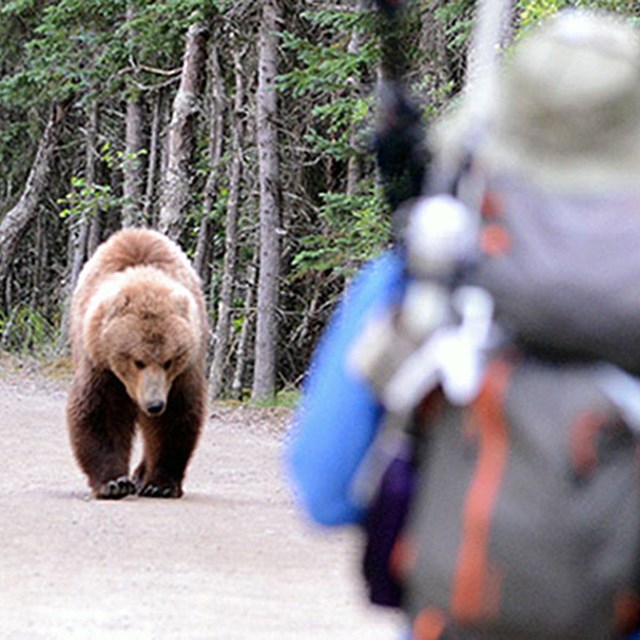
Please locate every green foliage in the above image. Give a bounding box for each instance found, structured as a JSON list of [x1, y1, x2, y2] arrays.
[[58, 138, 153, 225], [280, 7, 391, 280], [0, 304, 56, 354], [248, 384, 300, 409], [292, 185, 390, 279], [0, 0, 216, 110], [279, 11, 376, 165], [280, 35, 375, 98], [1, 0, 39, 12], [304, 97, 371, 162], [272, 386, 300, 409], [433, 0, 475, 54], [58, 176, 121, 227], [518, 0, 565, 29], [517, 0, 639, 30], [1, 0, 127, 107], [123, 0, 215, 69]]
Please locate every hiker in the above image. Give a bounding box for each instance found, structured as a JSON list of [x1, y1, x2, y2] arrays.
[[288, 9, 640, 640]]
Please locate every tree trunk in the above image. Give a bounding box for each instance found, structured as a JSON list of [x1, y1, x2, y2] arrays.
[[252, 0, 282, 402], [0, 102, 68, 292], [209, 47, 244, 399], [86, 105, 103, 257], [122, 97, 145, 227], [194, 41, 225, 281], [31, 209, 46, 309], [70, 102, 99, 289], [86, 208, 102, 258], [158, 23, 209, 241], [231, 263, 257, 400], [58, 101, 99, 350], [122, 3, 145, 228], [143, 91, 162, 226]]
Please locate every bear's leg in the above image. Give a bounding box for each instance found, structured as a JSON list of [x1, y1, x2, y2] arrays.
[[67, 369, 138, 499], [134, 369, 206, 498]]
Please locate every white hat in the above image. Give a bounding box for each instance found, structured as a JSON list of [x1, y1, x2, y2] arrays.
[[434, 11, 640, 192], [480, 11, 640, 191]]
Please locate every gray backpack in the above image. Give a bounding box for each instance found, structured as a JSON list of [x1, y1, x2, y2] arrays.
[[399, 357, 640, 639], [393, 182, 640, 638]]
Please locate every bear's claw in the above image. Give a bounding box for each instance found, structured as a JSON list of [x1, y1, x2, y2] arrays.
[[95, 476, 137, 500], [138, 482, 183, 498]]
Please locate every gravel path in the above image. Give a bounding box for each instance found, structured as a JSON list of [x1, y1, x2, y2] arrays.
[[0, 366, 401, 639]]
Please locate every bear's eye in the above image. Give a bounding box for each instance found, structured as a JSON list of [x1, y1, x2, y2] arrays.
[[163, 359, 173, 370], [134, 360, 145, 370]]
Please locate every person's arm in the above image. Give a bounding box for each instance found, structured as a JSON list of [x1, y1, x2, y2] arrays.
[[287, 251, 407, 526]]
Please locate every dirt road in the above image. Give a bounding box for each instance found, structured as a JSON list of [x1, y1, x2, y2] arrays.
[[0, 364, 401, 640]]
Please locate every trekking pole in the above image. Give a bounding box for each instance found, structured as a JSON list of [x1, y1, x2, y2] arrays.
[[440, 0, 514, 211], [463, 0, 514, 145]]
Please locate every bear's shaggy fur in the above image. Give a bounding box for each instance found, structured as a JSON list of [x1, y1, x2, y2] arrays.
[[67, 228, 208, 499]]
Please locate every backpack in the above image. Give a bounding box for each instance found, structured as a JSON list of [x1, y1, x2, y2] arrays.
[[398, 357, 640, 639], [355, 181, 640, 638]]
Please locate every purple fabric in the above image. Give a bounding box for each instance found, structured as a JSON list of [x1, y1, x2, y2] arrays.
[[363, 445, 416, 607]]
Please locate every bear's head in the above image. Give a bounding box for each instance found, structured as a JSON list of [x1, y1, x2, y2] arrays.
[[85, 268, 201, 417]]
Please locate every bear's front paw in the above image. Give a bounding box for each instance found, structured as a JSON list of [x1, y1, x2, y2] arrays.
[[95, 476, 137, 500], [138, 481, 183, 499]]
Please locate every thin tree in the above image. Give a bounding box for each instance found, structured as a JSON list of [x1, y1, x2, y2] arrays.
[[158, 22, 209, 240], [122, 3, 145, 228], [252, 0, 282, 402], [209, 43, 245, 399], [122, 96, 145, 227], [142, 90, 163, 226], [58, 101, 100, 350], [69, 102, 99, 290], [194, 39, 225, 282], [231, 263, 257, 400]]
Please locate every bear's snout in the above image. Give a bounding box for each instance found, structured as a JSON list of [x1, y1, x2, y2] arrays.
[[136, 365, 171, 417], [145, 399, 166, 415]]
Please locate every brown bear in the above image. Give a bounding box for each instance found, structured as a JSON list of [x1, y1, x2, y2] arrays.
[[66, 228, 208, 499]]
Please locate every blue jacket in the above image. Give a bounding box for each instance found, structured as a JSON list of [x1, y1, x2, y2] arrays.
[[287, 250, 406, 526]]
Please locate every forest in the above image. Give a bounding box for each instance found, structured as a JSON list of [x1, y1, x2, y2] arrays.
[[0, 0, 638, 401]]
